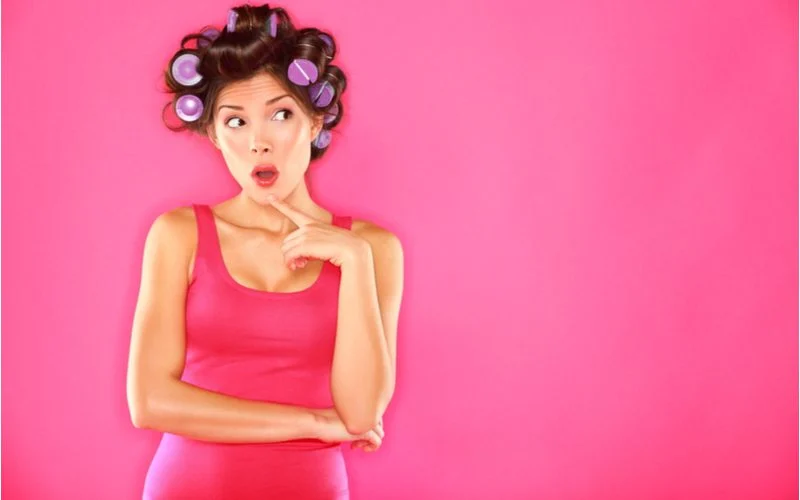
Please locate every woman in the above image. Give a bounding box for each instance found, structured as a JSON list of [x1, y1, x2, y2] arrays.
[[126, 4, 403, 498]]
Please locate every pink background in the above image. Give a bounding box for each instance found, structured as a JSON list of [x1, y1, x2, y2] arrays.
[[3, 0, 798, 498]]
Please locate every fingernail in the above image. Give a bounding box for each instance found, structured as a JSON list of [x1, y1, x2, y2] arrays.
[[267, 194, 276, 202]]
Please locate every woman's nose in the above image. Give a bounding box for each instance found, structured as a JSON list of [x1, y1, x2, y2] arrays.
[[250, 137, 270, 154], [250, 128, 271, 153]]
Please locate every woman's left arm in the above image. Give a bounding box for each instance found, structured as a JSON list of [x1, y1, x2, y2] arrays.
[[331, 223, 404, 435]]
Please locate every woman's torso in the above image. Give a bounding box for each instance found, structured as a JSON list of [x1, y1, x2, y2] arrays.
[[143, 203, 352, 500]]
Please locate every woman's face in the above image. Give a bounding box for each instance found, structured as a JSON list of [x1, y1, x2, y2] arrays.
[[206, 71, 323, 202]]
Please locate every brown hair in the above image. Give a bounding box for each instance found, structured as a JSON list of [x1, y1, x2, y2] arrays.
[[160, 3, 347, 161]]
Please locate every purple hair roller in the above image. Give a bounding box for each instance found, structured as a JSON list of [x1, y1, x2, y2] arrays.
[[313, 129, 332, 149], [287, 59, 318, 86], [319, 34, 333, 50], [267, 13, 279, 37], [171, 53, 203, 86], [309, 80, 335, 108], [323, 103, 338, 124], [227, 9, 238, 32], [176, 94, 204, 122], [198, 28, 220, 48]]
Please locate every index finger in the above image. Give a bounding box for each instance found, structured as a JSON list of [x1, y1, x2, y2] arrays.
[[267, 194, 316, 226]]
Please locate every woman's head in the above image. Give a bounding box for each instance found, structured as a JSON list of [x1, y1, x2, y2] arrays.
[[161, 4, 347, 201]]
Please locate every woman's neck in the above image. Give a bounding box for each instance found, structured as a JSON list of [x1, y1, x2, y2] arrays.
[[223, 185, 328, 236]]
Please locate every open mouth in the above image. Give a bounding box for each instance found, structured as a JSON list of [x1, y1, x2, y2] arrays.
[[252, 165, 279, 185]]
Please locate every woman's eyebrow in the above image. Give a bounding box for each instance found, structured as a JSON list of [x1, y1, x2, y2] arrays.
[[217, 94, 292, 112]]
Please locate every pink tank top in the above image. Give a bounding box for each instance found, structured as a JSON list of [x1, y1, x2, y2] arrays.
[[142, 203, 352, 500]]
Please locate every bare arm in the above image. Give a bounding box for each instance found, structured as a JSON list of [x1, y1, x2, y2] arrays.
[[126, 208, 319, 444], [135, 379, 319, 444], [331, 225, 403, 434]]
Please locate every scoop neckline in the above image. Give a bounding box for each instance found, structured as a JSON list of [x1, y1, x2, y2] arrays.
[[205, 205, 336, 299]]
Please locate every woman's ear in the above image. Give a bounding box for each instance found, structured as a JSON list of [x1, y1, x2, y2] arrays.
[[206, 123, 220, 150], [311, 114, 324, 141]]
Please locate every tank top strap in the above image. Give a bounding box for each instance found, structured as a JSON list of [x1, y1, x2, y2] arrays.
[[332, 214, 353, 230], [190, 203, 220, 282]]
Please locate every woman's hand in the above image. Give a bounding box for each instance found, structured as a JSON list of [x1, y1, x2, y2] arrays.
[[350, 416, 384, 453], [311, 407, 385, 453], [266, 195, 369, 270]]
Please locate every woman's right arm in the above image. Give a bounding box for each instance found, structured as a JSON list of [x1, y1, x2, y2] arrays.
[[126, 208, 320, 444]]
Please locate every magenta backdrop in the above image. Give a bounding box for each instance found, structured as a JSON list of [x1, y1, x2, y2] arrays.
[[3, 0, 798, 498]]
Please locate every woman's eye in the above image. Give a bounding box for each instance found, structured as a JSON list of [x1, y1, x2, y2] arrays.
[[274, 108, 293, 120], [225, 109, 293, 129], [226, 117, 245, 128]]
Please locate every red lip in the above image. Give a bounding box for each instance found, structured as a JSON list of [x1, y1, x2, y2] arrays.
[[251, 164, 279, 187]]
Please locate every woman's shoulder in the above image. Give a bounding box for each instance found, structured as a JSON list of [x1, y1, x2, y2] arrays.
[[144, 204, 200, 254], [350, 218, 402, 254], [351, 217, 389, 236], [152, 204, 199, 234]]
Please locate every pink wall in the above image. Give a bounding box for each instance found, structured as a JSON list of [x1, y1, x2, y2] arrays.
[[3, 0, 797, 498]]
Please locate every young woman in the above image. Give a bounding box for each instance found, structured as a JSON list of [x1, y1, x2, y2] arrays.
[[126, 4, 403, 498]]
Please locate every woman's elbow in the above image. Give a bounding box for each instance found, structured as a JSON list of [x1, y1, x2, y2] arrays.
[[128, 398, 152, 429], [127, 381, 157, 429], [341, 409, 380, 435], [344, 420, 378, 436]]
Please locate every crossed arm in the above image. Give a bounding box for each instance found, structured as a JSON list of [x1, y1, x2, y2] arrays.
[[330, 221, 404, 434]]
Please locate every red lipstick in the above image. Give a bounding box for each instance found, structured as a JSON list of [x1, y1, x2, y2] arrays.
[[251, 164, 279, 187]]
